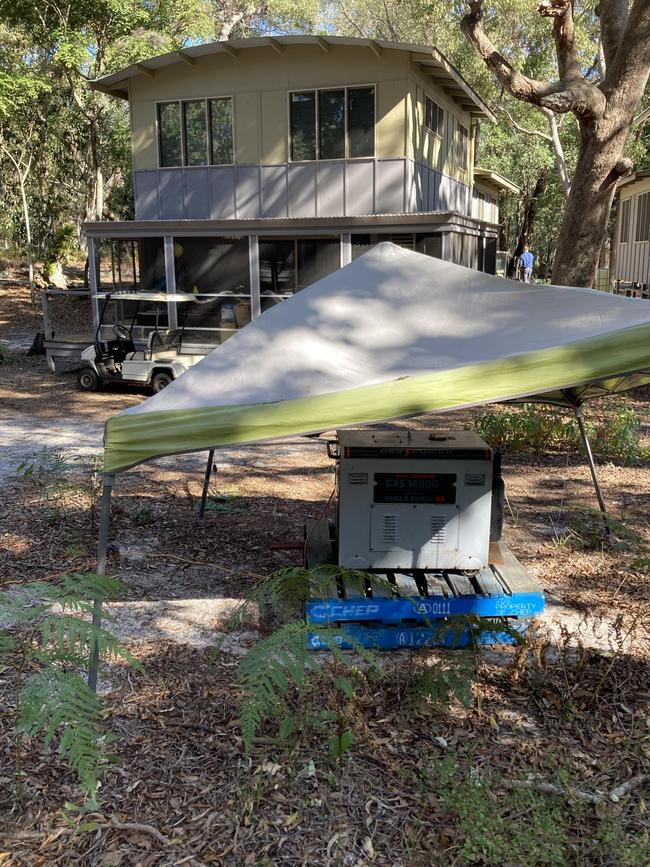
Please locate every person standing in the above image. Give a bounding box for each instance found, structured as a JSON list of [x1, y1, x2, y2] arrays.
[[519, 245, 534, 283]]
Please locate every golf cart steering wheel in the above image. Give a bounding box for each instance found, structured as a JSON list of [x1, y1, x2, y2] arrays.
[[113, 324, 130, 340]]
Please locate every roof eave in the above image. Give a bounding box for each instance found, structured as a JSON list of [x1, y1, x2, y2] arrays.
[[89, 36, 494, 120]]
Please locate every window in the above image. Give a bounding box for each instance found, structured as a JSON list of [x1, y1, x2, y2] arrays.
[[635, 192, 650, 242], [455, 122, 469, 171], [157, 97, 233, 167], [425, 96, 443, 137], [290, 86, 374, 161], [348, 87, 374, 158], [183, 101, 207, 167], [290, 92, 317, 161], [319, 89, 345, 159], [210, 97, 234, 165], [158, 102, 182, 167], [620, 199, 630, 243]]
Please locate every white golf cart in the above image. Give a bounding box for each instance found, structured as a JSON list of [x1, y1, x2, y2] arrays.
[[77, 291, 205, 393]]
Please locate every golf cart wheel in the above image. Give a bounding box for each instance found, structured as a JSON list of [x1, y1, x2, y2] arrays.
[[77, 367, 100, 391], [152, 371, 173, 393]]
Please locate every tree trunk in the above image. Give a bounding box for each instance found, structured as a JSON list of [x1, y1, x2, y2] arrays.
[[551, 116, 631, 287], [17, 174, 34, 305], [514, 170, 548, 258]]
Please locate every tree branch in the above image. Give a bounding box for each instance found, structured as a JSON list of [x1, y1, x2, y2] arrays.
[[596, 0, 628, 71], [497, 106, 552, 142], [538, 1, 582, 81], [460, 1, 606, 119], [603, 0, 650, 101]]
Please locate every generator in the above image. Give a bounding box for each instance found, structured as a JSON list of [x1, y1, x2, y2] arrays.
[[304, 427, 543, 651], [335, 429, 499, 572]]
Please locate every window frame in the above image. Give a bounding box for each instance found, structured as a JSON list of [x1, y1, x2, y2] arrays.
[[634, 192, 650, 243], [455, 120, 469, 173], [288, 84, 376, 163], [424, 95, 444, 139], [619, 198, 631, 244], [155, 95, 235, 168]]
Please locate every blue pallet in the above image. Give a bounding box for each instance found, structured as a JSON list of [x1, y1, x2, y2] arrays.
[[306, 591, 544, 625], [307, 621, 528, 651]]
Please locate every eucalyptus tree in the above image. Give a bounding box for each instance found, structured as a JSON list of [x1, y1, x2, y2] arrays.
[[461, 0, 650, 286]]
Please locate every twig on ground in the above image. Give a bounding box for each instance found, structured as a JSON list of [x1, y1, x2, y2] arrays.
[[503, 773, 649, 805]]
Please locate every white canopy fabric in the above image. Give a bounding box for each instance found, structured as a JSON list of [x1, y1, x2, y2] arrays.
[[104, 243, 650, 473]]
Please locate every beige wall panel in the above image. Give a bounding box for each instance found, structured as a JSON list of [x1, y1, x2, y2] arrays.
[[410, 70, 471, 182], [376, 78, 407, 159], [261, 90, 287, 163], [132, 102, 157, 171], [235, 91, 261, 163], [129, 44, 414, 167], [619, 176, 650, 202]]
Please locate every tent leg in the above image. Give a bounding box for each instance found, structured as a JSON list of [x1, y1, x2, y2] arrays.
[[197, 449, 216, 523], [88, 474, 114, 692], [574, 406, 613, 540]]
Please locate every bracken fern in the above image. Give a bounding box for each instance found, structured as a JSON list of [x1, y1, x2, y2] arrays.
[[0, 572, 141, 803]]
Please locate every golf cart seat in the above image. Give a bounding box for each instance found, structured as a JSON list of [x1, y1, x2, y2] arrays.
[[148, 328, 184, 356]]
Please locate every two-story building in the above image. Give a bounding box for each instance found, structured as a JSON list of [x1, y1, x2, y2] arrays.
[[84, 35, 515, 353]]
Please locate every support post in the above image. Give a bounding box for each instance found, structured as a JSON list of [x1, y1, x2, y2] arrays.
[[249, 235, 261, 319], [197, 449, 216, 522], [164, 235, 178, 330], [574, 406, 613, 540], [88, 474, 114, 692]]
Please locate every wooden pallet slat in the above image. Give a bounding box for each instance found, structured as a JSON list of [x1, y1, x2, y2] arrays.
[[394, 573, 420, 598], [473, 569, 505, 597], [446, 573, 476, 597], [425, 575, 449, 597]]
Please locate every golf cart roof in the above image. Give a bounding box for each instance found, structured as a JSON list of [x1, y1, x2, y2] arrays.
[[96, 291, 199, 302]]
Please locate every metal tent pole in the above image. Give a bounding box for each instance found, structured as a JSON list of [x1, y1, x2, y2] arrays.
[[88, 474, 114, 692], [197, 449, 216, 523], [574, 406, 614, 540]]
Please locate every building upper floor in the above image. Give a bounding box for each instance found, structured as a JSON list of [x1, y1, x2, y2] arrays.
[[91, 35, 503, 223]]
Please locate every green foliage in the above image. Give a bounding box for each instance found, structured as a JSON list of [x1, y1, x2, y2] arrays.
[[588, 404, 641, 465], [0, 572, 141, 803], [474, 401, 645, 464], [18, 669, 106, 799], [431, 754, 569, 865], [43, 223, 77, 280], [17, 448, 103, 525], [473, 403, 576, 453]]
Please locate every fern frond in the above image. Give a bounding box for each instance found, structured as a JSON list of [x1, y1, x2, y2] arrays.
[[238, 622, 316, 751], [35, 615, 143, 671], [18, 669, 104, 798], [237, 621, 382, 751]]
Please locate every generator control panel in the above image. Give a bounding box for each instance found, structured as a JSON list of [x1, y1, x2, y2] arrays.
[[335, 429, 495, 572]]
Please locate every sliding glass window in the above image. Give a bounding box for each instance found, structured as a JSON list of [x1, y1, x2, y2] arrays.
[[158, 102, 182, 167], [183, 101, 208, 166], [290, 86, 374, 161], [290, 92, 317, 161], [158, 97, 233, 167], [347, 87, 374, 158], [210, 97, 234, 165], [319, 90, 345, 159]]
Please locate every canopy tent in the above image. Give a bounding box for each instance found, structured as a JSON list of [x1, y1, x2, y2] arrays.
[[103, 242, 650, 475], [89, 243, 650, 689]]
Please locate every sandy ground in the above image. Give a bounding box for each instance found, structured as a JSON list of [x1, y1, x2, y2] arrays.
[[1, 267, 649, 662]]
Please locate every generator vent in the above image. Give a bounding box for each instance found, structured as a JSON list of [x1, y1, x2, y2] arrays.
[[464, 473, 486, 486], [430, 516, 447, 544], [347, 472, 368, 485], [382, 514, 399, 545]]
